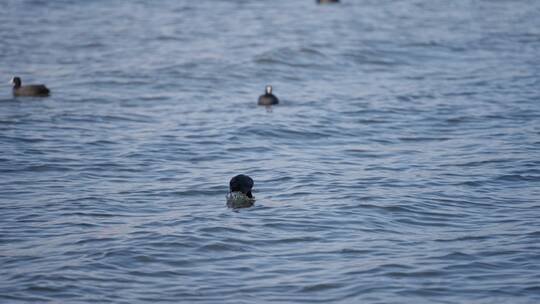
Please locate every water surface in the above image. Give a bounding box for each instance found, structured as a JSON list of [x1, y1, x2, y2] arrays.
[[1, 0, 540, 303]]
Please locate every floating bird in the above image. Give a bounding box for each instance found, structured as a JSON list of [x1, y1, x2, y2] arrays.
[[11, 77, 50, 97], [317, 0, 340, 3], [226, 174, 255, 208], [258, 85, 279, 106]]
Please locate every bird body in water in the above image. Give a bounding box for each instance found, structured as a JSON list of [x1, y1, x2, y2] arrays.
[[11, 77, 50, 97], [227, 174, 255, 208], [258, 85, 279, 106], [317, 0, 340, 3]]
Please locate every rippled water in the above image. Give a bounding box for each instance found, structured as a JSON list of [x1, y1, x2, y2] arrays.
[[1, 0, 540, 303]]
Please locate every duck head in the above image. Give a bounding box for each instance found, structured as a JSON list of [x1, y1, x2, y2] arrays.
[[10, 77, 21, 88]]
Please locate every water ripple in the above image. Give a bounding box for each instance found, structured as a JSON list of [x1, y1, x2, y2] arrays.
[[1, 0, 539, 303]]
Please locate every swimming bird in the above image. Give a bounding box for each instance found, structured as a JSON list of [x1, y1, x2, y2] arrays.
[[11, 77, 50, 97], [227, 174, 255, 208], [317, 0, 340, 3], [258, 85, 279, 106], [230, 174, 254, 198]]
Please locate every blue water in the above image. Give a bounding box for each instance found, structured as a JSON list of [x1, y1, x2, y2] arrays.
[[1, 0, 540, 303]]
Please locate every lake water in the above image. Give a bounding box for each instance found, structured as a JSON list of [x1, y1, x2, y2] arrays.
[[1, 0, 539, 303]]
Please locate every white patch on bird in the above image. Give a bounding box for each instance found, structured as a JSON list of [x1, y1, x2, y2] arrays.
[[265, 85, 272, 94], [226, 192, 255, 208]]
